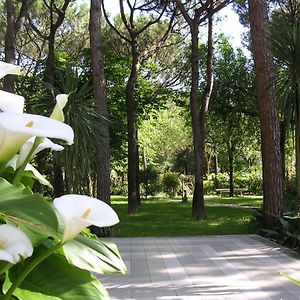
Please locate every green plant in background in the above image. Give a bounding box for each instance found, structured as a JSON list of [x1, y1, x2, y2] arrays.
[[162, 172, 180, 198], [139, 165, 161, 199], [0, 62, 126, 299]]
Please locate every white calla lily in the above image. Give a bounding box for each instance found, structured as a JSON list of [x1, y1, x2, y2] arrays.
[[0, 224, 33, 264], [50, 94, 69, 122], [53, 195, 119, 243], [0, 62, 21, 79], [6, 155, 52, 187], [0, 90, 24, 113], [0, 112, 74, 163], [16, 137, 64, 168]]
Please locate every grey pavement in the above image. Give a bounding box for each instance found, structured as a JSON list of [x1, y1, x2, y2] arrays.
[[99, 235, 300, 300]]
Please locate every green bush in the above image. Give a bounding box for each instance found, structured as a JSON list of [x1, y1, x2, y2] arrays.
[[139, 165, 161, 198], [162, 172, 180, 198], [203, 179, 215, 194], [215, 173, 230, 188], [246, 172, 262, 195]]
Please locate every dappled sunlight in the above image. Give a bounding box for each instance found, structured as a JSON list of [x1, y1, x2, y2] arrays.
[[100, 236, 300, 299]]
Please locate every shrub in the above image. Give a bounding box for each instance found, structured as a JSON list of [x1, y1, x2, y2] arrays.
[[203, 179, 215, 194], [139, 165, 161, 198], [162, 172, 180, 198], [246, 172, 263, 195]]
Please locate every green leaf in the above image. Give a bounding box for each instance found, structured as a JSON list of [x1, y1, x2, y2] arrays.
[[0, 178, 58, 244], [4, 248, 110, 300], [63, 236, 126, 275]]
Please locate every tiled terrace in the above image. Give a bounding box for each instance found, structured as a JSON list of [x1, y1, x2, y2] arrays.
[[100, 235, 300, 300]]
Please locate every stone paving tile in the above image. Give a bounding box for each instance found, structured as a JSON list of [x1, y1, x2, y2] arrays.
[[99, 235, 300, 299]]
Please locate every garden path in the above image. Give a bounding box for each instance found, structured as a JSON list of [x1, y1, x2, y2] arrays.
[[99, 235, 300, 300]]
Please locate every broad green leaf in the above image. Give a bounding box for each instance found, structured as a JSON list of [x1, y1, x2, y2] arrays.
[[63, 236, 126, 275], [0, 178, 58, 244], [0, 178, 31, 199], [4, 248, 109, 300]]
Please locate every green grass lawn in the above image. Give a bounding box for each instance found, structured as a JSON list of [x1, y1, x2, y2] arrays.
[[111, 196, 259, 237], [205, 195, 263, 207]]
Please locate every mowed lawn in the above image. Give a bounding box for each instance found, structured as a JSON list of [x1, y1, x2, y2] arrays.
[[111, 196, 261, 237]]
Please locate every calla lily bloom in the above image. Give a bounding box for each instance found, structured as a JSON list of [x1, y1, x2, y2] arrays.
[[0, 112, 74, 163], [50, 94, 68, 122], [16, 137, 64, 168], [0, 62, 21, 79], [0, 224, 33, 264], [53, 195, 119, 243], [0, 90, 24, 113], [6, 155, 52, 187]]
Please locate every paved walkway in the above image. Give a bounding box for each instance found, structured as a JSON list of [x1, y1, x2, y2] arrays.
[[99, 235, 300, 300]]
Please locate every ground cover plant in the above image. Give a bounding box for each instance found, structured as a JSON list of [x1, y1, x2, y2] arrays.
[[111, 196, 257, 237]]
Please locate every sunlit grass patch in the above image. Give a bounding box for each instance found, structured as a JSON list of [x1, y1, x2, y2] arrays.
[[111, 196, 256, 237], [205, 195, 263, 207]]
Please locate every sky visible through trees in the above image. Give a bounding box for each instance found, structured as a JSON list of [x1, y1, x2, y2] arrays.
[[102, 1, 247, 51]]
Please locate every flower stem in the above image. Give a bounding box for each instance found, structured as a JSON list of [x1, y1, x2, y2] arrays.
[[0, 162, 7, 176], [0, 263, 12, 276], [12, 137, 43, 185], [3, 243, 62, 300]]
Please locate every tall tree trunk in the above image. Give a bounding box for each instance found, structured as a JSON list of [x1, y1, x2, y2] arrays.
[[4, 0, 16, 92], [190, 24, 206, 220], [127, 43, 140, 215], [280, 121, 286, 191], [249, 0, 283, 228], [296, 125, 300, 201], [4, 0, 32, 92], [214, 154, 219, 189], [228, 141, 234, 197], [192, 12, 214, 219], [136, 129, 141, 206], [89, 0, 110, 204]]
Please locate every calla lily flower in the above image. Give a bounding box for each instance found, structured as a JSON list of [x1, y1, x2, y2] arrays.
[[0, 90, 24, 113], [0, 224, 33, 264], [0, 62, 21, 79], [6, 155, 52, 187], [53, 195, 119, 243], [0, 112, 74, 163], [16, 137, 64, 168], [50, 94, 68, 122]]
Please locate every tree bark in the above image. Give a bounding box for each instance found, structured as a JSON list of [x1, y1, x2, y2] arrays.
[[190, 24, 206, 220], [296, 125, 300, 201], [228, 141, 234, 197], [4, 0, 16, 92], [89, 0, 111, 204], [127, 42, 140, 215], [249, 0, 283, 228], [4, 0, 32, 92]]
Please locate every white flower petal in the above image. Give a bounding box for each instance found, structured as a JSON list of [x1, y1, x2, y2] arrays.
[[0, 224, 33, 264], [24, 164, 52, 187], [54, 195, 119, 243], [56, 94, 68, 109], [0, 112, 74, 163], [50, 94, 69, 122], [0, 62, 21, 79], [17, 137, 64, 168], [0, 90, 24, 113]]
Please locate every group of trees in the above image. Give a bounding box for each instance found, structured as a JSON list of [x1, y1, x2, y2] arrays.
[[1, 0, 300, 229]]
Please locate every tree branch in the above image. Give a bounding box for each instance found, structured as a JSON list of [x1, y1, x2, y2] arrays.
[[102, 1, 131, 43]]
